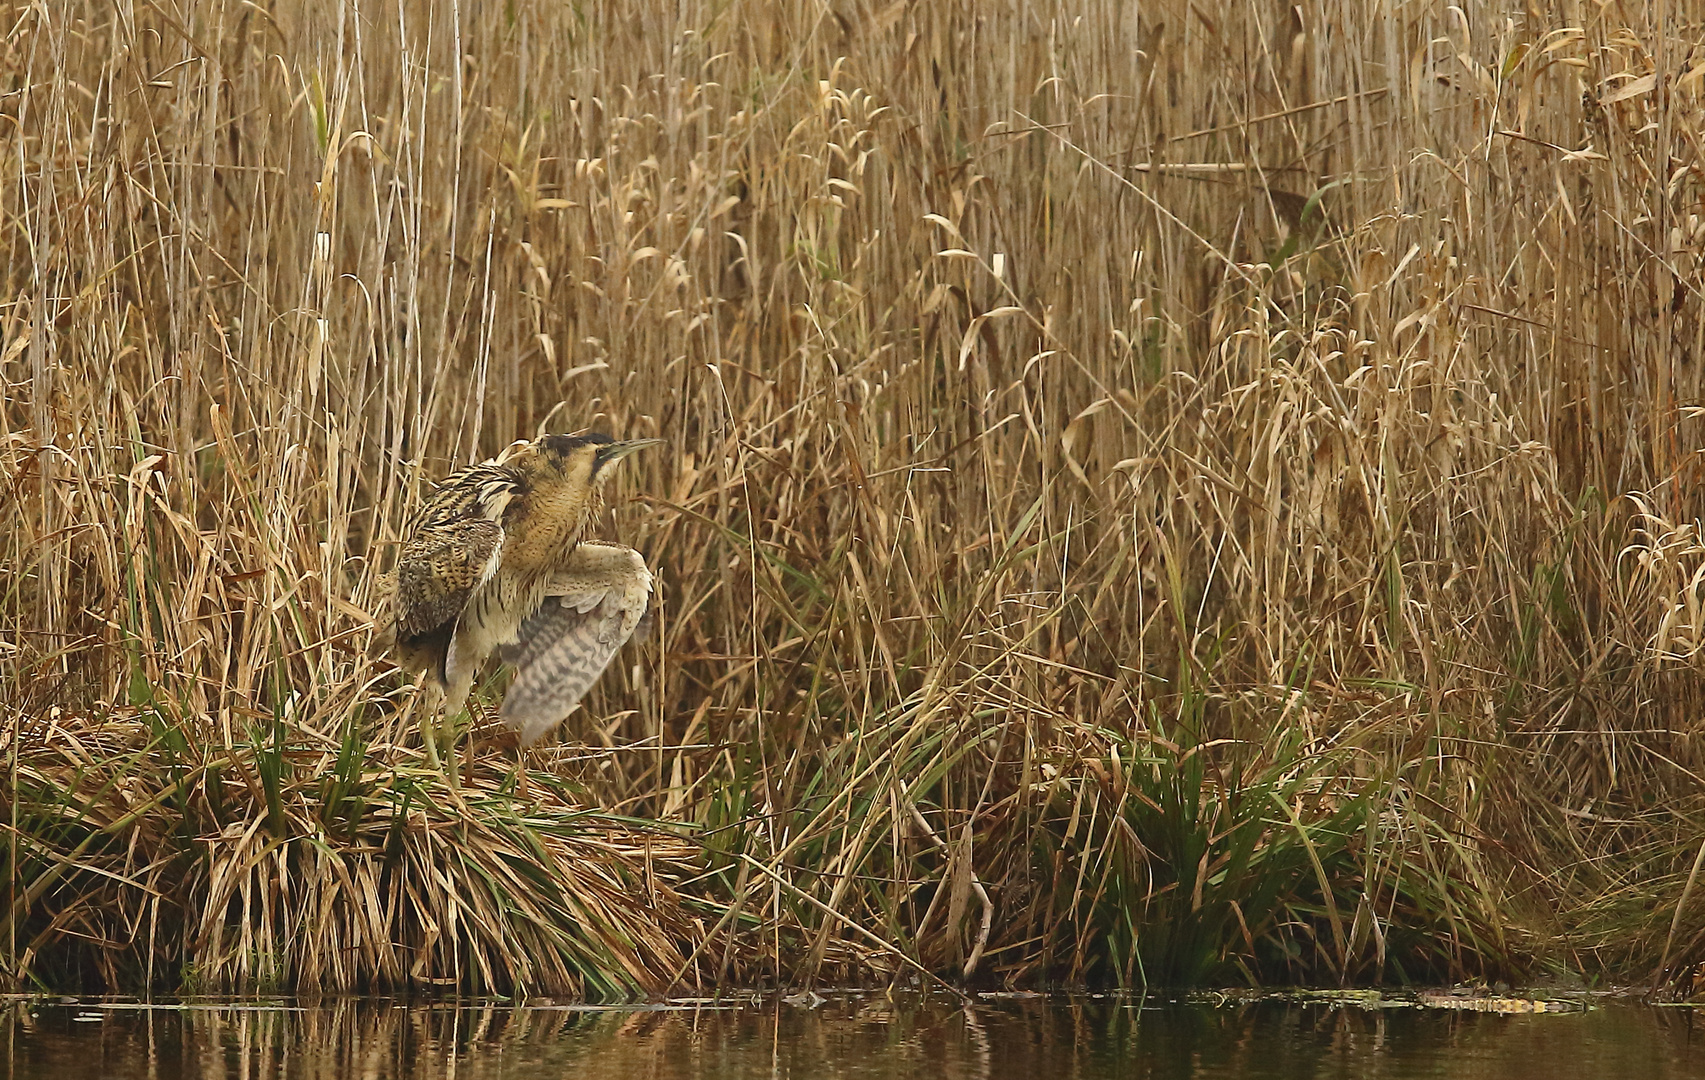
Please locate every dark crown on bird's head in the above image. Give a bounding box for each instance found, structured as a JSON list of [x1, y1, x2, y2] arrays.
[[532, 432, 660, 477], [535, 432, 613, 464]]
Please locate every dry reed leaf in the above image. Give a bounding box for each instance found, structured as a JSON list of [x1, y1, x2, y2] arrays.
[[3, 0, 1702, 995]]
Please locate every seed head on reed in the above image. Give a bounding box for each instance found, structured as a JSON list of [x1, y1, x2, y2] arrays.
[[6, 0, 1704, 996]]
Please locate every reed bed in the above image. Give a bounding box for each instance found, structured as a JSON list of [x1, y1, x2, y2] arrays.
[[4, 0, 1705, 994]]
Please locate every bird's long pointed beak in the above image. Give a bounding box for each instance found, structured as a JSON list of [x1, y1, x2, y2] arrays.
[[593, 437, 664, 468]]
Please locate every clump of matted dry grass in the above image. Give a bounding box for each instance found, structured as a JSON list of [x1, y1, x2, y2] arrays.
[[2, 705, 703, 995], [5, 0, 1705, 993]]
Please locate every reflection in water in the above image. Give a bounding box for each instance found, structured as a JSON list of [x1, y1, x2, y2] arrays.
[[1, 992, 1701, 1080]]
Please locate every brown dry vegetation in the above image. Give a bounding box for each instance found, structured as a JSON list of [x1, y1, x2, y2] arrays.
[[5, 0, 1705, 996]]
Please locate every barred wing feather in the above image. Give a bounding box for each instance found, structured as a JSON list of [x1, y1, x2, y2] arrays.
[[498, 542, 652, 746]]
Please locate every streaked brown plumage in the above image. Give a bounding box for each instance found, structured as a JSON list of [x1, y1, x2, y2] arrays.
[[387, 433, 659, 746]]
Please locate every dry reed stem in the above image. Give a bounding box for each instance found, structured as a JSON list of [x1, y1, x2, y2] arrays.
[[4, 0, 1705, 992]]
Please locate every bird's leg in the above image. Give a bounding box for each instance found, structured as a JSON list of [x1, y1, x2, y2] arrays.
[[415, 694, 459, 788], [418, 705, 443, 771], [435, 667, 479, 789], [442, 710, 464, 789], [456, 711, 481, 789]]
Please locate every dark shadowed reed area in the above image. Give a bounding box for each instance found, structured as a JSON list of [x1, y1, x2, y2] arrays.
[[4, 994, 1705, 1080], [6, 0, 1705, 996]]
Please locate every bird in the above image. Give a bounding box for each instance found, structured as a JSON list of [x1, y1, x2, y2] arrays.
[[383, 433, 660, 760]]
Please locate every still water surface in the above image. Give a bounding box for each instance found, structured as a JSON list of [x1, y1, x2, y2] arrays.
[[2, 990, 1700, 1079]]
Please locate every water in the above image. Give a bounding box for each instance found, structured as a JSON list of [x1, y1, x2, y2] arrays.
[[2, 990, 1700, 1079]]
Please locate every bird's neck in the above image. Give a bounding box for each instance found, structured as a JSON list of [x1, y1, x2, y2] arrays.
[[504, 484, 602, 571]]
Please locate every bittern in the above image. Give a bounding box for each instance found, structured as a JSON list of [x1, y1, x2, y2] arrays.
[[385, 433, 660, 761]]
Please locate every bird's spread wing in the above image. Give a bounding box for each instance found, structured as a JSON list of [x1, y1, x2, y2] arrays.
[[498, 542, 653, 746]]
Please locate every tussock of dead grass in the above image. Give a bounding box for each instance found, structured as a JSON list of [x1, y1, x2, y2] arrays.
[[4, 0, 1705, 993], [3, 706, 699, 995]]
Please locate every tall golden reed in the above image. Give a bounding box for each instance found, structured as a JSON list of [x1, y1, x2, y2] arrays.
[[4, 0, 1704, 993]]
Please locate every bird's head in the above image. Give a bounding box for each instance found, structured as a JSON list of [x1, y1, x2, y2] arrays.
[[530, 433, 662, 484], [506, 433, 661, 540]]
